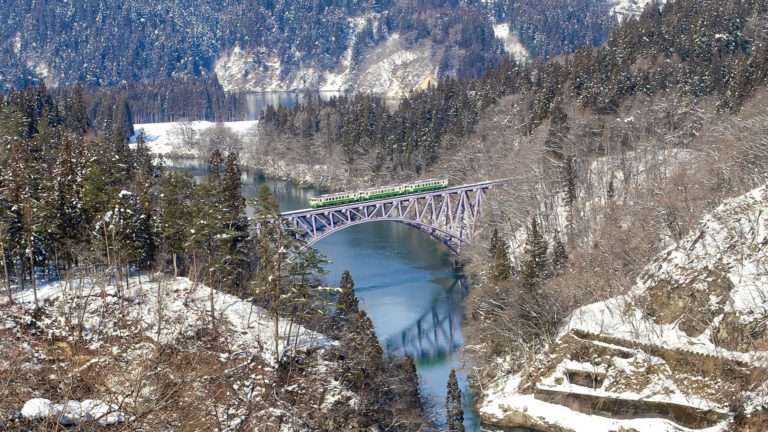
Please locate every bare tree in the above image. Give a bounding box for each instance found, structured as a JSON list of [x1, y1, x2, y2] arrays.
[[170, 121, 199, 152]]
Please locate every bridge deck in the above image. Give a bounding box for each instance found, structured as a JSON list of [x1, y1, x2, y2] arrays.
[[280, 179, 503, 216]]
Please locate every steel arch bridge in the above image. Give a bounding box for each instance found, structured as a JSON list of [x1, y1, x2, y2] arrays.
[[280, 180, 506, 253]]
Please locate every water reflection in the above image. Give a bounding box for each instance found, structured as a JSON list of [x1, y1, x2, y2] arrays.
[[240, 91, 342, 119], [384, 277, 465, 362], [172, 160, 482, 430]]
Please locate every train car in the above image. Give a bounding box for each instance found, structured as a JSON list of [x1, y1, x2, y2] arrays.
[[308, 178, 449, 208]]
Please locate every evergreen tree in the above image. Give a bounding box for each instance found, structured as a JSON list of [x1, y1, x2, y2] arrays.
[[607, 176, 616, 203], [489, 227, 501, 258], [337, 270, 359, 318], [490, 227, 512, 282], [135, 177, 158, 269], [222, 153, 246, 219], [252, 184, 289, 363], [552, 230, 568, 275], [208, 150, 224, 183], [221, 152, 249, 294], [343, 311, 384, 403], [521, 217, 549, 294], [159, 172, 195, 276], [51, 135, 88, 258], [186, 179, 226, 329], [111, 97, 133, 154], [446, 369, 465, 432], [563, 155, 577, 237], [63, 84, 88, 135], [401, 356, 421, 409]]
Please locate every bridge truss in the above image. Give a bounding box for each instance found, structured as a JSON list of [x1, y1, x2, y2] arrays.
[[281, 180, 503, 253]]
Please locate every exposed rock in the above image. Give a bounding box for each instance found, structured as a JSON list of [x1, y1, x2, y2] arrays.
[[641, 268, 733, 338], [479, 185, 768, 431]]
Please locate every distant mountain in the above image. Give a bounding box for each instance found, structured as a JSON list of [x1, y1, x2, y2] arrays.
[[0, 0, 625, 96]]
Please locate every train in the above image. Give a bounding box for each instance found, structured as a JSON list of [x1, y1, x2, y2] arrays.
[[308, 178, 449, 208]]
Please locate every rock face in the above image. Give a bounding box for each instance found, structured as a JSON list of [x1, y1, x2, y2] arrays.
[[480, 185, 768, 432], [213, 31, 445, 99], [0, 0, 637, 94], [0, 0, 508, 94]]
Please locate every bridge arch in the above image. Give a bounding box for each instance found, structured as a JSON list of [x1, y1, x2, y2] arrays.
[[281, 180, 504, 255], [302, 217, 466, 253]]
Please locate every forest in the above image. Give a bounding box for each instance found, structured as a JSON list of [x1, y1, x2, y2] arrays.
[[252, 0, 768, 177], [5, 0, 768, 430], [0, 86, 430, 430]]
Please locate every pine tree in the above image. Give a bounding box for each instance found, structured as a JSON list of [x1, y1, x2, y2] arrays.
[[186, 180, 226, 329], [552, 231, 568, 275], [343, 311, 384, 399], [607, 176, 616, 203], [111, 97, 133, 154], [489, 227, 501, 258], [490, 228, 512, 282], [521, 217, 549, 294], [63, 84, 88, 135], [563, 155, 577, 237], [401, 356, 422, 409], [222, 153, 245, 219], [52, 134, 88, 252], [220, 152, 249, 294], [337, 270, 359, 318], [446, 369, 465, 432], [208, 150, 224, 183], [252, 184, 289, 363], [135, 178, 158, 269], [159, 172, 195, 276]]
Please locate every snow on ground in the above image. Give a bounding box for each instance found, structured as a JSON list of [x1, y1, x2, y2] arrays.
[[14, 275, 329, 364], [480, 374, 728, 432], [481, 184, 768, 431], [354, 33, 439, 98], [130, 120, 258, 156], [492, 23, 529, 61], [505, 148, 697, 265], [215, 14, 390, 95], [212, 14, 443, 98], [565, 185, 768, 364], [3, 274, 356, 430], [21, 398, 125, 426], [610, 0, 662, 20]]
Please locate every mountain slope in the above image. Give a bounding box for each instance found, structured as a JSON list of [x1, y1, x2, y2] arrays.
[[479, 184, 768, 431], [0, 275, 416, 430], [0, 0, 624, 95]]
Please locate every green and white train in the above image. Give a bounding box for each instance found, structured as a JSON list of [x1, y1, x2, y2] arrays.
[[308, 178, 449, 209]]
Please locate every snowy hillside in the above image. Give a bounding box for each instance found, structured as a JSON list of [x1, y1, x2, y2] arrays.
[[610, 0, 660, 19], [480, 184, 768, 431], [492, 23, 529, 61], [0, 275, 359, 430], [131, 120, 258, 157], [504, 148, 697, 266]]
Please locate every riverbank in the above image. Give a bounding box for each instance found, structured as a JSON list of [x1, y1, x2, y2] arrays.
[[170, 160, 483, 430], [133, 120, 358, 192]]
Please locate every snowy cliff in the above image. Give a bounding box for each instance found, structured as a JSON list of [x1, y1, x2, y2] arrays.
[[214, 19, 525, 98], [480, 185, 768, 431]]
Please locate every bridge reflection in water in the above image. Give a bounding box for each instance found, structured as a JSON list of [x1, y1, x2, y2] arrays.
[[384, 276, 468, 362]]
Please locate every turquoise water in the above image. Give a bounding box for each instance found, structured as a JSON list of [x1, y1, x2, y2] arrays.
[[176, 161, 487, 430]]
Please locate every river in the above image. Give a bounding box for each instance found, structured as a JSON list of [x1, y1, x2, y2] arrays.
[[174, 160, 486, 430]]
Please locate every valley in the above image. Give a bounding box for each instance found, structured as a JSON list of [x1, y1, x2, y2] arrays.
[[3, 0, 768, 431]]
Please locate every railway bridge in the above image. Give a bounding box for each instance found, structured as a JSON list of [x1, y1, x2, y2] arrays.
[[280, 179, 507, 253]]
